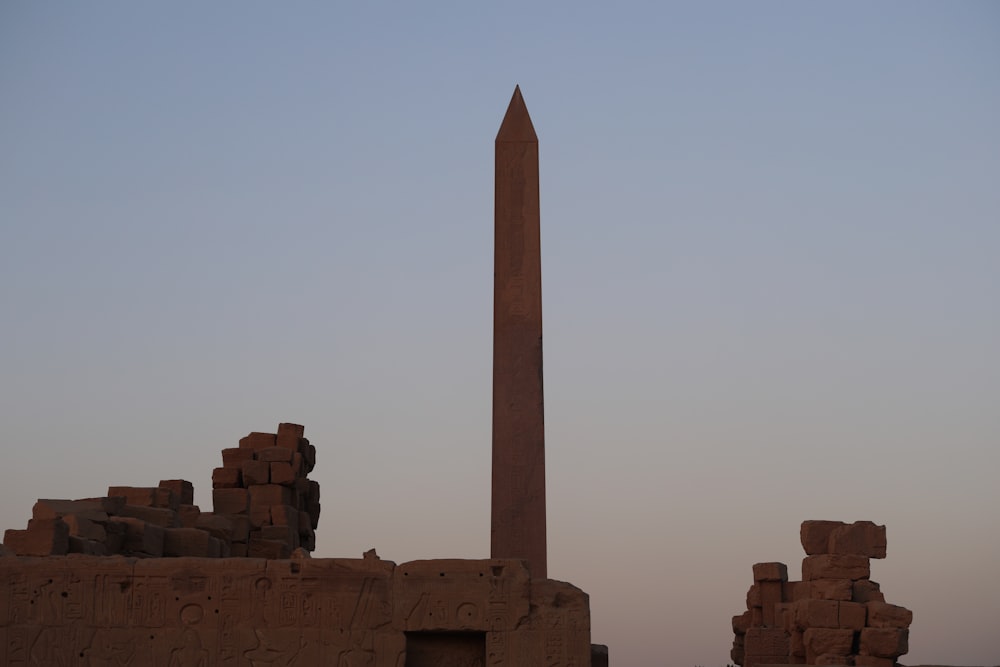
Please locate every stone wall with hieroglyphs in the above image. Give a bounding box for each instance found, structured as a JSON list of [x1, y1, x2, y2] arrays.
[[0, 555, 592, 666]]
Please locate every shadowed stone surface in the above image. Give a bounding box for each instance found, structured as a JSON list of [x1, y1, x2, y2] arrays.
[[491, 85, 547, 579]]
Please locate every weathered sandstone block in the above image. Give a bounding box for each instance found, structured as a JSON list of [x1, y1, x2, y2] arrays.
[[108, 486, 178, 511], [307, 499, 321, 524], [866, 601, 912, 628], [783, 580, 809, 601], [242, 459, 270, 486], [801, 520, 845, 555], [744, 627, 790, 658], [838, 600, 866, 629], [63, 514, 107, 541], [271, 505, 299, 531], [775, 602, 795, 633], [250, 483, 292, 508], [212, 466, 242, 488], [239, 431, 277, 450], [248, 537, 291, 559], [258, 446, 294, 462], [299, 526, 316, 551], [225, 514, 251, 542], [753, 561, 789, 582], [792, 599, 840, 629], [394, 559, 530, 632], [509, 578, 592, 664], [733, 610, 752, 634], [33, 498, 113, 522], [114, 517, 165, 556], [261, 524, 299, 547], [118, 503, 180, 528], [810, 578, 853, 600], [195, 513, 235, 542], [163, 527, 214, 557], [803, 628, 854, 662], [829, 521, 886, 558], [221, 446, 254, 467], [761, 580, 783, 626], [789, 629, 805, 658], [177, 504, 201, 527], [852, 579, 884, 603], [68, 535, 108, 555], [855, 655, 894, 667], [859, 627, 908, 658], [276, 422, 305, 449], [802, 554, 870, 581], [249, 503, 272, 529], [212, 488, 248, 514], [301, 441, 317, 471], [158, 479, 194, 505], [104, 520, 126, 553], [3, 518, 69, 556], [270, 461, 296, 486]]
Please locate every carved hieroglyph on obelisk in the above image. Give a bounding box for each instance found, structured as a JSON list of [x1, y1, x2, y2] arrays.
[[491, 86, 546, 578]]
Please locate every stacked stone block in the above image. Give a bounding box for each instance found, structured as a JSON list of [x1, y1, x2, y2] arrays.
[[732, 520, 912, 667], [2, 423, 320, 561], [1, 480, 226, 558], [211, 422, 319, 559]]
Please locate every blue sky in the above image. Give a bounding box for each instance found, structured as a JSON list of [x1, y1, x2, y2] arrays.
[[2, 3, 998, 664]]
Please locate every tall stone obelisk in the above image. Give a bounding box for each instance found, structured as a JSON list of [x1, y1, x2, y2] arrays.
[[492, 86, 546, 578]]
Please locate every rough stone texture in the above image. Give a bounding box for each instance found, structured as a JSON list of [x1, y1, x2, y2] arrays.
[[803, 628, 854, 661], [3, 518, 69, 556], [733, 520, 911, 667], [866, 601, 913, 628], [754, 562, 789, 582], [852, 579, 885, 604], [802, 554, 871, 581], [0, 555, 589, 665], [159, 479, 194, 505], [810, 578, 853, 601], [838, 601, 867, 630], [859, 628, 909, 658], [491, 85, 547, 579], [800, 520, 846, 555], [828, 521, 887, 559], [793, 599, 840, 629]]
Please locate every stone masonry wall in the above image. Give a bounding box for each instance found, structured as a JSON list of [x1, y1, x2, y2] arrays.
[[0, 555, 592, 666], [732, 520, 913, 667], [2, 423, 317, 560]]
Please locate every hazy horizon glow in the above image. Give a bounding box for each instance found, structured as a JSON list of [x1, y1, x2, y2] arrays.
[[2, 3, 998, 665]]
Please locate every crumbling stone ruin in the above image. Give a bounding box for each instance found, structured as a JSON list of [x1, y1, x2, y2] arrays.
[[0, 421, 596, 665], [0, 88, 607, 665], [732, 520, 913, 667], [2, 422, 318, 560]]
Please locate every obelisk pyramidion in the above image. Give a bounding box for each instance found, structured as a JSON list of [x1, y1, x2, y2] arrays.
[[491, 86, 546, 578]]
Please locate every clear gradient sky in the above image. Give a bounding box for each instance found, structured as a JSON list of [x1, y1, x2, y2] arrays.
[[2, 3, 998, 665]]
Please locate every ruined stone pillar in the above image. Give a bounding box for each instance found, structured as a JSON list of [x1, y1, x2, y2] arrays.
[[491, 86, 546, 578]]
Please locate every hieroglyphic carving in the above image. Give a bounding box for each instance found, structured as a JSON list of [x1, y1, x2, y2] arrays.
[[169, 628, 208, 666], [0, 556, 590, 665]]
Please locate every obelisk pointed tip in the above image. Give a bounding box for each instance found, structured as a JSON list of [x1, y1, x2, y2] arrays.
[[496, 85, 537, 142]]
